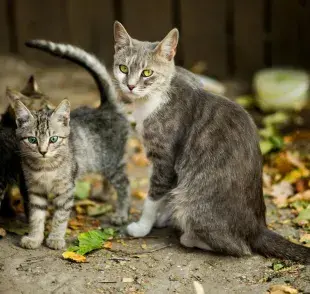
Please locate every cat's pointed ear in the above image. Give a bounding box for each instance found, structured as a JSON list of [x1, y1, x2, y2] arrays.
[[22, 75, 40, 94], [6, 88, 34, 127], [51, 99, 70, 126], [114, 21, 132, 52], [155, 28, 179, 61]]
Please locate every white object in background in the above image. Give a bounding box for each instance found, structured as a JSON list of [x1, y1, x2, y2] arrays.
[[254, 68, 309, 111], [195, 74, 226, 95]]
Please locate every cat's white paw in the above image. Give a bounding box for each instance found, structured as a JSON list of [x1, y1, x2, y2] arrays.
[[20, 236, 42, 249], [126, 222, 151, 237], [46, 237, 66, 250]]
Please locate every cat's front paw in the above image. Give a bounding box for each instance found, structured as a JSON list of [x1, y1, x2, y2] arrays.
[[126, 222, 151, 237], [20, 236, 42, 249], [111, 213, 128, 226], [46, 237, 66, 250]]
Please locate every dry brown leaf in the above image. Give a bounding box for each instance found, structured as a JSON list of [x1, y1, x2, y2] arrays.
[[299, 233, 310, 244], [103, 241, 112, 249], [0, 228, 6, 238], [132, 190, 147, 200], [273, 152, 294, 174], [288, 190, 310, 203], [270, 181, 294, 207], [131, 153, 149, 167], [62, 251, 87, 263], [267, 284, 298, 294], [295, 179, 308, 193]]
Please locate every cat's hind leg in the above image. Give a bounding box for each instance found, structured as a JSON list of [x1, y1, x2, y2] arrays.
[[180, 232, 213, 251]]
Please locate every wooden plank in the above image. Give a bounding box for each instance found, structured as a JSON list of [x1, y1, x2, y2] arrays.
[[234, 0, 264, 79], [15, 0, 71, 64], [0, 0, 10, 53], [122, 0, 173, 43], [297, 0, 310, 69], [181, 0, 227, 78], [271, 0, 299, 67], [67, 0, 115, 66]]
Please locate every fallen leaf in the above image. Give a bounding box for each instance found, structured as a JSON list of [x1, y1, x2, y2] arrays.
[[295, 179, 308, 193], [62, 251, 86, 263], [122, 277, 134, 283], [284, 169, 310, 184], [288, 190, 310, 203], [0, 228, 6, 238], [267, 284, 298, 294], [132, 190, 147, 200], [299, 233, 310, 244], [141, 243, 147, 250], [75, 181, 91, 200], [131, 153, 149, 167], [103, 241, 112, 249], [272, 261, 285, 271], [295, 208, 310, 222], [87, 203, 113, 217], [270, 181, 294, 207], [0, 220, 29, 236], [66, 228, 115, 255]]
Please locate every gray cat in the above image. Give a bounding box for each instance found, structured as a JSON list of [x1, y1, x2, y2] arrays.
[[8, 42, 129, 250], [113, 21, 310, 263]]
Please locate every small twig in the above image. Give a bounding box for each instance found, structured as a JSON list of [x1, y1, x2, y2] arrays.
[[114, 235, 163, 241], [109, 257, 131, 262], [131, 243, 174, 255], [98, 280, 118, 283]]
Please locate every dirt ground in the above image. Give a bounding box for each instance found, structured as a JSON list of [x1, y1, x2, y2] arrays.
[[0, 57, 309, 294]]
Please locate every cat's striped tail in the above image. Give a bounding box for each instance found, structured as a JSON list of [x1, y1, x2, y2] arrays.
[[25, 40, 116, 105]]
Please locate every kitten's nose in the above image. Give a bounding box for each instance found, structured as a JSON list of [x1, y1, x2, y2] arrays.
[[127, 84, 135, 91], [39, 150, 47, 157]]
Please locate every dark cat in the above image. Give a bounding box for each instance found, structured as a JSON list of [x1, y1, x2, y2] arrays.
[[113, 21, 310, 264]]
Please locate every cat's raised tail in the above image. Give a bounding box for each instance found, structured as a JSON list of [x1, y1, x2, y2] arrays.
[[251, 228, 310, 264], [25, 40, 116, 105]]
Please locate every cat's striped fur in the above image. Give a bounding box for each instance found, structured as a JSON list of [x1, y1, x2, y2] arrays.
[[9, 42, 129, 250]]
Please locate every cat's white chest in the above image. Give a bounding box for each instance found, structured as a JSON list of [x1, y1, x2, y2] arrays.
[[132, 95, 165, 135]]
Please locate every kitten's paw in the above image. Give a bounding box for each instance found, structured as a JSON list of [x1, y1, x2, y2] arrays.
[[46, 237, 66, 250], [126, 222, 151, 237], [111, 213, 128, 226], [20, 236, 42, 249]]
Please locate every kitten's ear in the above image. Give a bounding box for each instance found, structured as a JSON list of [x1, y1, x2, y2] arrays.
[[21, 75, 40, 94], [114, 21, 132, 52], [51, 99, 70, 126], [155, 28, 179, 61], [6, 89, 34, 127]]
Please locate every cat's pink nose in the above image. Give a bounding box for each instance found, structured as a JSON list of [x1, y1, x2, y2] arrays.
[[127, 84, 135, 91]]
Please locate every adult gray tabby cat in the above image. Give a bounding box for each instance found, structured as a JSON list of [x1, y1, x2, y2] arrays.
[[113, 21, 310, 263], [8, 42, 129, 249]]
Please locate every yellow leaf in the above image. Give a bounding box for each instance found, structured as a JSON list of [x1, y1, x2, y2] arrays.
[[62, 251, 86, 263], [267, 284, 298, 294], [103, 241, 112, 249], [299, 233, 310, 244], [141, 243, 147, 250], [132, 190, 147, 200], [131, 153, 149, 167]]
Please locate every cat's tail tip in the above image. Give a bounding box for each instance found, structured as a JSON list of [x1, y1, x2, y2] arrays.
[[251, 228, 310, 264]]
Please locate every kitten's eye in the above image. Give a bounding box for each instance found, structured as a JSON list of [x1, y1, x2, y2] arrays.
[[49, 136, 58, 143], [27, 137, 37, 144], [119, 65, 128, 74], [141, 69, 153, 77]]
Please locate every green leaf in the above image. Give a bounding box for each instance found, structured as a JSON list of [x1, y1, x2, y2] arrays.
[[272, 261, 285, 271], [74, 181, 91, 200], [66, 228, 115, 256], [269, 136, 284, 149], [260, 140, 274, 155], [295, 208, 310, 222]]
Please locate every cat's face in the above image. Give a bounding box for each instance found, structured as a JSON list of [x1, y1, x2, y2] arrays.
[[113, 21, 179, 99], [7, 89, 70, 161]]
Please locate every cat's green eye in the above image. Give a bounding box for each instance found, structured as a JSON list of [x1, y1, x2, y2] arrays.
[[27, 137, 37, 144], [141, 69, 153, 77], [119, 65, 128, 74], [49, 136, 58, 143]]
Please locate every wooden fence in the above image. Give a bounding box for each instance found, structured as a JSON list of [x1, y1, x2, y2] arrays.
[[0, 0, 310, 80]]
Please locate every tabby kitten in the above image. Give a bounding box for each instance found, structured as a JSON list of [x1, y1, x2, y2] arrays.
[[9, 42, 129, 250], [113, 21, 310, 263], [0, 76, 50, 217]]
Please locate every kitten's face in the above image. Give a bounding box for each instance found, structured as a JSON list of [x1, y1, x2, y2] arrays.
[[113, 22, 179, 100], [7, 90, 70, 161]]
